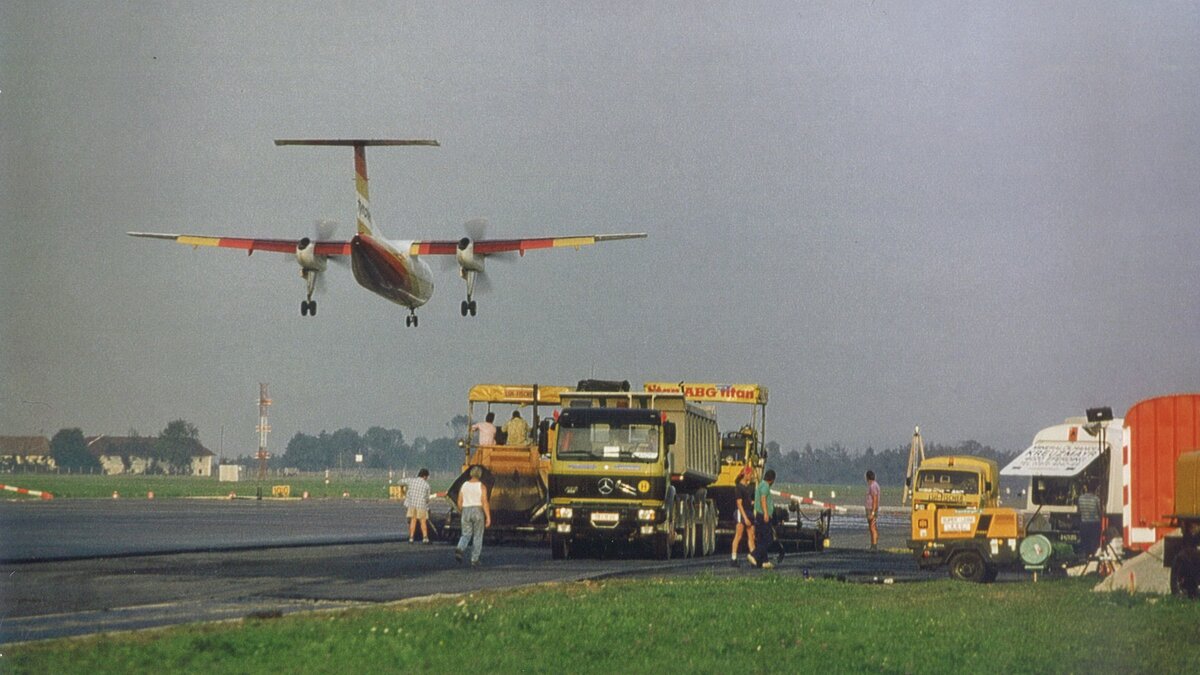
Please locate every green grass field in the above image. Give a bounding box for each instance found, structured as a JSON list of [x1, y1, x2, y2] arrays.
[[0, 474, 453, 500], [4, 576, 1197, 674]]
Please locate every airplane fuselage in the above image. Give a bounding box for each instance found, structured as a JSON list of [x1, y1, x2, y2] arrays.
[[350, 234, 434, 310]]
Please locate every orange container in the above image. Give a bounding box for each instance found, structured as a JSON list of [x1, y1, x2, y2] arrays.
[[1122, 394, 1200, 551]]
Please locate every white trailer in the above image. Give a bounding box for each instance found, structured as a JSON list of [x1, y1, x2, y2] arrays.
[[1001, 417, 1124, 548]]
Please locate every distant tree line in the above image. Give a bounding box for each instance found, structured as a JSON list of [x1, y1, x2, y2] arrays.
[[34, 417, 1013, 485], [767, 439, 1017, 486], [269, 416, 471, 474], [38, 420, 205, 475]]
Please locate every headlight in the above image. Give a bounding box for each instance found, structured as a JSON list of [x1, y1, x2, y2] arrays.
[[637, 509, 657, 522], [554, 507, 574, 520]]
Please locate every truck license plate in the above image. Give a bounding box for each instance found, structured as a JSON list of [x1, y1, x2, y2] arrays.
[[591, 512, 620, 524], [941, 516, 975, 533]]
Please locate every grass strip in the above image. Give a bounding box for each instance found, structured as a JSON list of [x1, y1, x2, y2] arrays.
[[5, 576, 1198, 674]]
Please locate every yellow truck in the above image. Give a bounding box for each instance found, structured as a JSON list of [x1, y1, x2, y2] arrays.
[[644, 382, 768, 540], [1165, 450, 1200, 598], [643, 382, 831, 554], [908, 455, 1023, 582], [547, 389, 720, 559]]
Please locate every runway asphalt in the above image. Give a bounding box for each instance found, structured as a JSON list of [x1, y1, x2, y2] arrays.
[[0, 499, 925, 644]]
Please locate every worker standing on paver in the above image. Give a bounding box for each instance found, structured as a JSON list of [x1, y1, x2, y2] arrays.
[[502, 410, 530, 446]]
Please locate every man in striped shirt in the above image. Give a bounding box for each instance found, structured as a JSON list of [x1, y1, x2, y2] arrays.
[[399, 468, 433, 543], [1077, 482, 1103, 556]]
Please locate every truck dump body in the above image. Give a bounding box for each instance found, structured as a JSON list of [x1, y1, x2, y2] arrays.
[[1124, 394, 1200, 551]]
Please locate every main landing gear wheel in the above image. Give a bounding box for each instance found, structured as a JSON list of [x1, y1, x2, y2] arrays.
[[405, 312, 419, 328], [460, 300, 477, 317], [300, 300, 317, 316]]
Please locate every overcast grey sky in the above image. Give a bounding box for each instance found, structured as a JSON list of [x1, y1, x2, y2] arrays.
[[2, 2, 1198, 459]]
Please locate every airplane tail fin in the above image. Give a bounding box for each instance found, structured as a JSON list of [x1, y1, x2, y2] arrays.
[[275, 139, 439, 237]]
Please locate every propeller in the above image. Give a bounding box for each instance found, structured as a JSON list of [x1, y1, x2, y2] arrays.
[[465, 217, 488, 242], [315, 219, 348, 269], [292, 220, 346, 295]]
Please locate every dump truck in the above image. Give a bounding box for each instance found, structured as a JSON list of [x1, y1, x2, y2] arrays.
[[1002, 394, 1200, 555], [645, 382, 767, 538], [644, 381, 830, 553], [1164, 450, 1200, 598], [908, 455, 1024, 582], [546, 389, 720, 559], [441, 383, 572, 542]]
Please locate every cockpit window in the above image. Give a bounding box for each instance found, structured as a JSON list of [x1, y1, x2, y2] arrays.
[[916, 470, 979, 494]]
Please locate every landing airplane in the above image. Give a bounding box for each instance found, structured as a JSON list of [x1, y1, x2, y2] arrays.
[[129, 139, 646, 327]]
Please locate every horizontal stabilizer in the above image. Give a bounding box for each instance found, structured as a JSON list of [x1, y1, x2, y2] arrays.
[[274, 139, 440, 147]]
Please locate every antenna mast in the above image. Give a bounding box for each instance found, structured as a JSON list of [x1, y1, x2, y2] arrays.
[[902, 426, 926, 506], [256, 383, 272, 482]]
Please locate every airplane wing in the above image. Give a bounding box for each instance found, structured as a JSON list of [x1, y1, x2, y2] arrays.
[[127, 232, 351, 256], [408, 232, 646, 257]]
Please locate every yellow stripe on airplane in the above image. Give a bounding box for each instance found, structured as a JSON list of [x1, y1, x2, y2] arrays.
[[553, 236, 595, 250], [178, 235, 222, 248]]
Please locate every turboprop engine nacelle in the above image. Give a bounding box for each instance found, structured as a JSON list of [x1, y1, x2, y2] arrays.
[[456, 237, 485, 273], [296, 238, 328, 273]]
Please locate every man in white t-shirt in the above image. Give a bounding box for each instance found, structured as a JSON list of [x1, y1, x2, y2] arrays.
[[455, 465, 492, 566]]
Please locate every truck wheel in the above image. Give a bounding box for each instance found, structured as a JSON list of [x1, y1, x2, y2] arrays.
[[949, 550, 988, 583], [1170, 547, 1200, 599], [551, 534, 569, 560], [684, 501, 696, 558], [673, 498, 693, 558], [653, 532, 672, 560], [702, 501, 716, 556]]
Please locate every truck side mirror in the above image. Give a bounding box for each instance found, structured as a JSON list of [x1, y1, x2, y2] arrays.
[[538, 419, 551, 455], [663, 422, 676, 447]]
